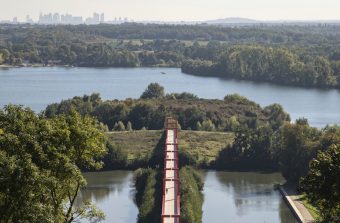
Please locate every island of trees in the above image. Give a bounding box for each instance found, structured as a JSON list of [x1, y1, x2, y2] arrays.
[[0, 83, 339, 223], [1, 23, 340, 88]]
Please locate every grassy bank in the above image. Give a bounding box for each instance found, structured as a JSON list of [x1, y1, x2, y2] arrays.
[[134, 167, 204, 223], [107, 130, 234, 165]]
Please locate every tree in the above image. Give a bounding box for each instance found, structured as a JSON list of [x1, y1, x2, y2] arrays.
[[113, 121, 126, 131], [0, 49, 10, 64], [140, 83, 165, 99], [195, 121, 202, 131], [275, 121, 321, 183], [263, 104, 290, 130], [126, 121, 133, 131], [0, 106, 106, 223], [300, 144, 340, 222], [200, 119, 215, 131]]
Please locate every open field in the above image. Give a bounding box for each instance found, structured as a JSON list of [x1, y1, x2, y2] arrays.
[[107, 130, 234, 162]]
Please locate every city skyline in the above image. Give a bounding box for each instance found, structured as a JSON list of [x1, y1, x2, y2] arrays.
[[0, 12, 133, 25], [1, 0, 340, 22]]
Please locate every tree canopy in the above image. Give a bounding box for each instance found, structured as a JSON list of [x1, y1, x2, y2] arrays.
[[0, 106, 107, 223]]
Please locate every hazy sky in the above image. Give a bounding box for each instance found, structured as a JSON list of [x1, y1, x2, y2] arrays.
[[1, 0, 340, 21]]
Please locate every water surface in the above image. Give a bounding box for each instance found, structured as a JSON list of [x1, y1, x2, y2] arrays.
[[76, 171, 138, 223], [202, 171, 298, 223], [78, 170, 297, 223], [0, 67, 339, 127]]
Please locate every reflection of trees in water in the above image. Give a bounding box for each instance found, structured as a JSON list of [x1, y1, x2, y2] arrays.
[[214, 171, 286, 217], [75, 171, 133, 206], [279, 200, 299, 223]]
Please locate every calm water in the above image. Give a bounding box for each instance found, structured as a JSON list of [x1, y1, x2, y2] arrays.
[[79, 170, 297, 223], [0, 67, 339, 127], [202, 171, 298, 223], [75, 171, 138, 223]]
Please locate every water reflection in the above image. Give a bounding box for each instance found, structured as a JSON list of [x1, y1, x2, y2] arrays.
[[75, 171, 138, 223], [202, 171, 298, 223]]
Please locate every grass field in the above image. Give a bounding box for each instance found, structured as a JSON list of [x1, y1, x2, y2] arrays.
[[107, 130, 234, 163]]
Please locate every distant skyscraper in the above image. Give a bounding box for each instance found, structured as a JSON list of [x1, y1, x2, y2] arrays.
[[26, 15, 34, 23], [53, 13, 60, 23], [85, 12, 103, 24], [100, 13, 105, 23]]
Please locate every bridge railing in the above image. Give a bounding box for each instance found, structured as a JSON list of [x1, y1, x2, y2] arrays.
[[162, 117, 180, 223]]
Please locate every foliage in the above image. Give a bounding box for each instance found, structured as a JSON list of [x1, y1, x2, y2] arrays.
[[165, 92, 199, 100], [215, 126, 276, 170], [113, 121, 126, 131], [182, 45, 339, 88], [101, 142, 128, 170], [274, 120, 321, 183], [180, 167, 204, 223], [126, 121, 133, 131], [2, 24, 340, 87], [300, 144, 340, 222], [140, 83, 165, 99], [45, 85, 288, 132], [0, 105, 107, 223], [134, 168, 162, 223]]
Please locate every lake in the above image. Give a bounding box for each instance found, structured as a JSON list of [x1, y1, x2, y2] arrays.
[[78, 170, 297, 223], [0, 67, 339, 127]]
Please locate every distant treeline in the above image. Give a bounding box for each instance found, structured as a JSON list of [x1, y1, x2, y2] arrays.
[[182, 45, 340, 88], [1, 24, 340, 87]]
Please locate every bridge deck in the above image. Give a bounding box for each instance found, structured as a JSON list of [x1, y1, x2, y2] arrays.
[[162, 125, 180, 223]]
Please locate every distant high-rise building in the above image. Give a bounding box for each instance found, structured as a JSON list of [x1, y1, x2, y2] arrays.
[[85, 12, 103, 24], [26, 15, 34, 24], [12, 17, 18, 23], [100, 13, 105, 23], [39, 13, 54, 24], [53, 13, 60, 23], [38, 13, 82, 25]]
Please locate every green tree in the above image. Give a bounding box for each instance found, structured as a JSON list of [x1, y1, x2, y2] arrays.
[[0, 49, 10, 64], [300, 144, 340, 222], [113, 121, 126, 131], [275, 121, 320, 183], [126, 121, 133, 131], [200, 119, 215, 131], [195, 121, 202, 131], [140, 83, 165, 99], [0, 106, 106, 223]]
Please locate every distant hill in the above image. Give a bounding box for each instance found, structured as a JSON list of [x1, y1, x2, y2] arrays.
[[204, 17, 259, 24]]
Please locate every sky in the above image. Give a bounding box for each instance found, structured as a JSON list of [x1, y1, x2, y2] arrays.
[[1, 0, 340, 22]]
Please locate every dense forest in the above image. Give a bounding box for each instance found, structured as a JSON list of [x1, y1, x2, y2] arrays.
[[182, 45, 340, 88], [1, 24, 340, 87]]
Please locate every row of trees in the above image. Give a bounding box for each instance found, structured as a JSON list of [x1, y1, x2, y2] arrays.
[[182, 45, 340, 88], [44, 83, 290, 132], [5, 23, 340, 44], [0, 106, 107, 223]]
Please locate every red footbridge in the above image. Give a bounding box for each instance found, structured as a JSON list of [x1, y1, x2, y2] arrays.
[[162, 117, 180, 223]]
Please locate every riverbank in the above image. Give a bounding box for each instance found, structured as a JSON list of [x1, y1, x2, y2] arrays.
[[0, 63, 75, 69], [279, 185, 315, 223]]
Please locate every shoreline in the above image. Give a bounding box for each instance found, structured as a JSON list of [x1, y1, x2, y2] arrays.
[[278, 185, 315, 223]]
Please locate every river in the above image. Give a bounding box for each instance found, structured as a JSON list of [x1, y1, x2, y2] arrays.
[[0, 67, 339, 127], [78, 170, 297, 223]]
